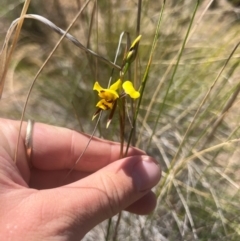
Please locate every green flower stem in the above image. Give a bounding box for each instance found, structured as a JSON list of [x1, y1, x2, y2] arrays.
[[147, 0, 200, 149], [125, 0, 166, 156]]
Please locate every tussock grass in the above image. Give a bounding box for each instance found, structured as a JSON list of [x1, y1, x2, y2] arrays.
[[1, 0, 240, 240]]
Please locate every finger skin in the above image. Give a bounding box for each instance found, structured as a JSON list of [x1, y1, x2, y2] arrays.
[[45, 155, 161, 239], [0, 155, 161, 241], [31, 122, 144, 171], [0, 118, 145, 172], [0, 118, 161, 240], [29, 168, 157, 215], [0, 118, 145, 186], [125, 191, 157, 215]]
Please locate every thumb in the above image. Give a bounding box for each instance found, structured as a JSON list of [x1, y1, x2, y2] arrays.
[[53, 155, 161, 238]]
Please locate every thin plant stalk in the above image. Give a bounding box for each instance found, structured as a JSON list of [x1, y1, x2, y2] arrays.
[[170, 41, 240, 169], [125, 0, 166, 156], [0, 0, 31, 98], [136, 0, 212, 147], [14, 0, 92, 163], [105, 217, 112, 241], [105, 31, 131, 241], [146, 0, 200, 149]]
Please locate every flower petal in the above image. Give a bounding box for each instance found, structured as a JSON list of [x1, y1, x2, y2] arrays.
[[98, 89, 119, 101], [130, 35, 142, 50], [122, 35, 142, 76], [96, 99, 114, 110], [110, 79, 122, 91], [122, 81, 140, 99], [93, 82, 103, 92]]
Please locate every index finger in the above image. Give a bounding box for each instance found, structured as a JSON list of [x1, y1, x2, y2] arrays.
[[28, 122, 144, 172]]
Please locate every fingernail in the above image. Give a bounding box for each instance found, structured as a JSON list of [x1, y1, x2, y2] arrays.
[[132, 156, 161, 192]]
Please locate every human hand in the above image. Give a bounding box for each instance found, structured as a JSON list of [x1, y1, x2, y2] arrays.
[[0, 118, 161, 241]]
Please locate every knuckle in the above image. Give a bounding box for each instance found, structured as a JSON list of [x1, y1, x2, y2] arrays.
[[97, 173, 123, 216]]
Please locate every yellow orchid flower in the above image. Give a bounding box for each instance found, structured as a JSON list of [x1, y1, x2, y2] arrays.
[[93, 79, 140, 127], [122, 81, 140, 99], [93, 79, 122, 110]]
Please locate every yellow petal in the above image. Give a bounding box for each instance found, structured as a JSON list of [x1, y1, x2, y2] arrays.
[[98, 89, 119, 101], [126, 35, 142, 62], [93, 82, 103, 92], [122, 81, 140, 99], [110, 79, 122, 91], [130, 35, 142, 50], [96, 99, 114, 110]]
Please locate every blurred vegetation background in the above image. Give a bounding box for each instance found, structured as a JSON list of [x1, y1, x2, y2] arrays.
[[1, 0, 240, 240]]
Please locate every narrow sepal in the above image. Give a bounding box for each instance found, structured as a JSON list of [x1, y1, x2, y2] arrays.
[[92, 108, 102, 120], [106, 101, 117, 128]]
